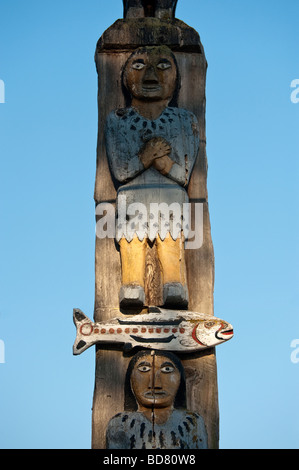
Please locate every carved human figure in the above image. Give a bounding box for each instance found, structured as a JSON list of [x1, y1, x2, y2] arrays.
[[106, 350, 208, 449], [105, 45, 199, 309]]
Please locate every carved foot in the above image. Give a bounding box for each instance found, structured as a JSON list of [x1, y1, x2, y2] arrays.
[[163, 282, 188, 308], [119, 285, 145, 309]]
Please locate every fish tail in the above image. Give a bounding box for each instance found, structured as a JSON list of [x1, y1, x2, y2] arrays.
[[73, 308, 94, 355]]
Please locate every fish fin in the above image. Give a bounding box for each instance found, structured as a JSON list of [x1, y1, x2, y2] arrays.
[[130, 334, 175, 344], [73, 340, 87, 355], [73, 308, 89, 324]]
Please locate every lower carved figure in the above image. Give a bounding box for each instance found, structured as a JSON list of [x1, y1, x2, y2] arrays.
[[106, 350, 208, 449]]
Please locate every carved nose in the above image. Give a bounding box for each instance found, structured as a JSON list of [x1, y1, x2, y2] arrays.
[[143, 66, 159, 84], [150, 369, 162, 389]]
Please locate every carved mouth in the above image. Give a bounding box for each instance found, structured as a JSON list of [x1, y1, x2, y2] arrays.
[[142, 85, 161, 92], [144, 391, 166, 398]]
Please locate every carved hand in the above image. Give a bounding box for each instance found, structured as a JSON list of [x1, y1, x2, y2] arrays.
[[152, 155, 174, 175], [139, 137, 171, 169]]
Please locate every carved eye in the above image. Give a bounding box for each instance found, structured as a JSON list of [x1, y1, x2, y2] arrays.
[[157, 61, 172, 70], [204, 321, 215, 329], [161, 365, 174, 374], [132, 62, 146, 70], [137, 365, 151, 373]]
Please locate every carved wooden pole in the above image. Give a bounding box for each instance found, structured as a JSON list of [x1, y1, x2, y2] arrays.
[[73, 0, 233, 450]]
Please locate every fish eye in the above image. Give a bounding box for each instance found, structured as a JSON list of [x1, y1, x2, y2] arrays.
[[161, 365, 174, 373], [221, 322, 228, 329], [204, 321, 215, 329], [132, 61, 146, 70], [137, 365, 151, 372], [157, 61, 172, 70]]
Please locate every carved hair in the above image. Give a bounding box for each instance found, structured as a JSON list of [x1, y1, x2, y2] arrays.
[[124, 349, 187, 411]]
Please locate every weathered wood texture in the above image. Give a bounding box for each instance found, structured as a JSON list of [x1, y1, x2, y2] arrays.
[[92, 16, 218, 449]]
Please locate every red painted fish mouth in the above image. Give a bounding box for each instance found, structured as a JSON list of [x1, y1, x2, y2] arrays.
[[222, 329, 233, 336], [215, 326, 234, 340]]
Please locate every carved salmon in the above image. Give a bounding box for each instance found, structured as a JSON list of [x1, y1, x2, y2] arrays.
[[73, 307, 233, 355]]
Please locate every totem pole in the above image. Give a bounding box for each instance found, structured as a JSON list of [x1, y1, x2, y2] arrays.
[[73, 0, 233, 449]]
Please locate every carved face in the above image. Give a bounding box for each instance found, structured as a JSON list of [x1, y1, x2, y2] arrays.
[[123, 47, 178, 102], [130, 352, 181, 409]]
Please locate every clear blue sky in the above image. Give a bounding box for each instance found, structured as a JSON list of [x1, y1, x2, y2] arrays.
[[0, 0, 298, 449]]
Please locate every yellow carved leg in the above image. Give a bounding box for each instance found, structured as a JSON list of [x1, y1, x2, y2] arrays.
[[156, 234, 186, 284], [119, 236, 147, 286], [156, 234, 188, 307], [119, 236, 147, 307]]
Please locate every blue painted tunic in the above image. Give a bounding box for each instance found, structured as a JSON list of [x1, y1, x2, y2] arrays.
[[106, 409, 208, 449], [105, 107, 199, 241]]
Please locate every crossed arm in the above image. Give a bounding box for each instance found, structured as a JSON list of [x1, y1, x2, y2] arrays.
[[138, 136, 174, 176]]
